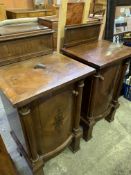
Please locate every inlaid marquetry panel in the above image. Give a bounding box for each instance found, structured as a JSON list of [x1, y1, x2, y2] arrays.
[[31, 88, 74, 154]]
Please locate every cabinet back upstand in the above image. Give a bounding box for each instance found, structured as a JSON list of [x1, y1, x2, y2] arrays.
[[62, 22, 131, 141], [0, 22, 95, 175]]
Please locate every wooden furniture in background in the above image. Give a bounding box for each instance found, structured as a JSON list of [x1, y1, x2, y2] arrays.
[[0, 21, 48, 36], [6, 9, 54, 19], [62, 22, 131, 141], [2, 0, 33, 10], [38, 16, 102, 49], [57, 0, 92, 52], [38, 15, 58, 49], [89, 0, 107, 40], [0, 22, 95, 175], [90, 0, 106, 15], [0, 3, 6, 20], [66, 2, 84, 25], [0, 135, 19, 175]]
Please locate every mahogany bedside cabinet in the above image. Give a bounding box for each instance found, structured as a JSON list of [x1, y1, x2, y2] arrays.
[[0, 22, 95, 175], [0, 135, 19, 175], [62, 22, 131, 141]]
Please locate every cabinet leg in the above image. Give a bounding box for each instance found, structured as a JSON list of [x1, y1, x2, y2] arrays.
[[70, 80, 84, 152], [70, 128, 82, 153], [105, 102, 119, 122], [81, 118, 95, 142], [105, 110, 116, 122], [83, 124, 93, 142], [34, 168, 44, 175]]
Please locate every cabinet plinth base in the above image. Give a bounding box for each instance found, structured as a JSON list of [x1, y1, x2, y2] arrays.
[[69, 129, 82, 153]]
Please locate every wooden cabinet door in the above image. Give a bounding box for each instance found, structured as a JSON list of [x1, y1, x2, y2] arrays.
[[30, 87, 74, 155], [87, 64, 121, 119]]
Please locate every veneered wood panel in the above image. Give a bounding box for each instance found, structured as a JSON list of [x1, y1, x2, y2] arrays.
[[31, 88, 74, 154], [66, 2, 84, 25], [87, 64, 121, 118]]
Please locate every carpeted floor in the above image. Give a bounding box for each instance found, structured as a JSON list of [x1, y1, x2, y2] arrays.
[[0, 96, 131, 175]]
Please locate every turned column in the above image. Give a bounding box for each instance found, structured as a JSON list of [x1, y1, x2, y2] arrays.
[[19, 106, 44, 175], [70, 80, 84, 152], [82, 74, 100, 141], [105, 61, 129, 122]]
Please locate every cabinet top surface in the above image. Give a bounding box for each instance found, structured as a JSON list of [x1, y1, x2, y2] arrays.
[[0, 53, 95, 107], [0, 22, 48, 35], [62, 40, 131, 69]]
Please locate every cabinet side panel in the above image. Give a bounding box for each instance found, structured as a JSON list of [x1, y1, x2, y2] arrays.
[[0, 91, 27, 152]]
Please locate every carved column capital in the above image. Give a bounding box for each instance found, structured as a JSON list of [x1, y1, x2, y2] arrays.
[[78, 80, 84, 88], [19, 106, 31, 116]]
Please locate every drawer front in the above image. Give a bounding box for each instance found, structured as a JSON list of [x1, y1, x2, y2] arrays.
[[31, 88, 74, 155], [87, 64, 121, 118]]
